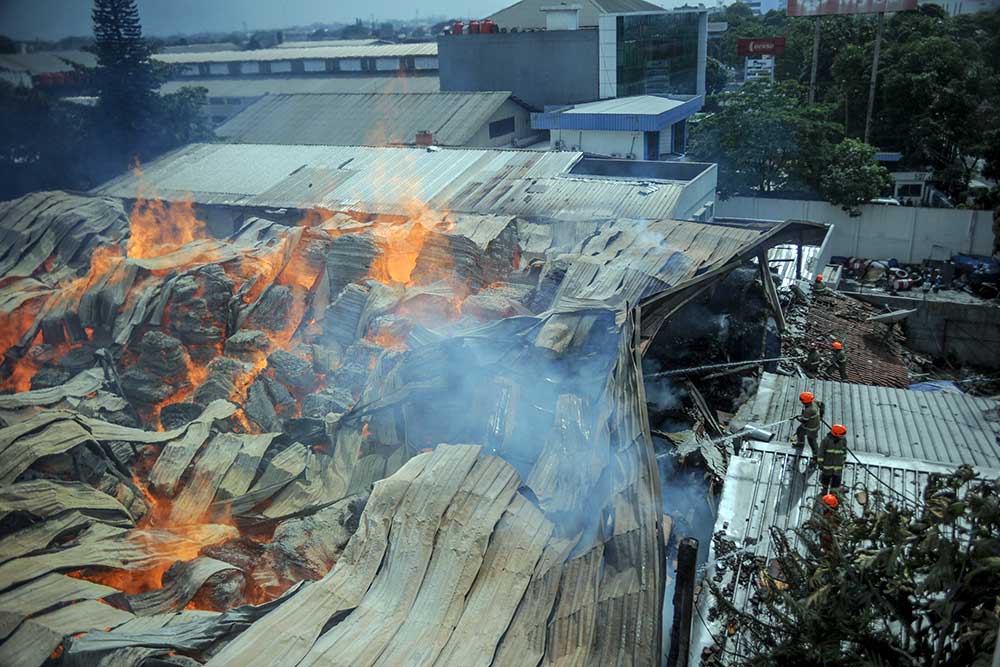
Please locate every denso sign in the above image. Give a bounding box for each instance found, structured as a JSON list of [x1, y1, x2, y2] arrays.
[[737, 37, 786, 57]]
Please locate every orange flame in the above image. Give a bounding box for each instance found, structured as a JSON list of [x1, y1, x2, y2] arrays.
[[369, 222, 431, 285], [128, 196, 209, 260]]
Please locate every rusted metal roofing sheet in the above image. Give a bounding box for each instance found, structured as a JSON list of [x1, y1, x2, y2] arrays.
[[736, 372, 1000, 469], [215, 92, 514, 146]]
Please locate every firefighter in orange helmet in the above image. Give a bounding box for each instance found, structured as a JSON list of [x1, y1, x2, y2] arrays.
[[813, 274, 827, 294], [817, 423, 848, 492], [794, 391, 822, 451]]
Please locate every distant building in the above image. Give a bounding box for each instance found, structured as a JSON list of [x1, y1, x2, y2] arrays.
[[152, 43, 438, 80], [438, 1, 708, 109], [743, 0, 786, 15], [160, 42, 242, 54], [531, 94, 703, 160], [0, 50, 96, 89], [161, 76, 440, 125], [214, 92, 537, 148]]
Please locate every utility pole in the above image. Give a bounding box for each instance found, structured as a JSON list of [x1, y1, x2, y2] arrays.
[[864, 11, 885, 144], [807, 17, 821, 103]]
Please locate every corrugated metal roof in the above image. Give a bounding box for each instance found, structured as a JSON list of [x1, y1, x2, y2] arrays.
[[215, 92, 513, 146], [274, 39, 385, 49], [690, 443, 998, 665], [491, 0, 666, 28], [0, 51, 96, 75], [564, 95, 686, 115], [161, 76, 440, 97], [160, 42, 241, 54], [93, 143, 706, 221], [152, 43, 437, 64], [735, 372, 1000, 468]]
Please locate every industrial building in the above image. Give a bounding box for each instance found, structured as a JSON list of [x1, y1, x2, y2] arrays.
[[152, 42, 438, 80], [531, 94, 703, 160], [438, 1, 708, 109], [161, 76, 441, 125], [214, 92, 537, 148], [93, 142, 719, 225], [0, 50, 96, 89]]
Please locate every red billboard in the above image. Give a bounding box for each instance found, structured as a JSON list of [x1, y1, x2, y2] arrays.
[[737, 37, 786, 57], [787, 0, 917, 16]]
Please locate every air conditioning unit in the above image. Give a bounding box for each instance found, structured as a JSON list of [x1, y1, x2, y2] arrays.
[[626, 153, 636, 160], [554, 140, 565, 150]]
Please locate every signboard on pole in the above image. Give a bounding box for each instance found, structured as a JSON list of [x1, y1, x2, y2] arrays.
[[737, 37, 786, 57], [787, 0, 917, 16], [745, 56, 775, 82]]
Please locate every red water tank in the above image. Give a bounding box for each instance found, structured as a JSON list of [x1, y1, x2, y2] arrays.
[[482, 19, 496, 33], [452, 21, 464, 35], [469, 20, 481, 33]]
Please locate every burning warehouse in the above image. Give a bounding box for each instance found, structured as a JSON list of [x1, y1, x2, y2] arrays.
[[0, 143, 828, 666]]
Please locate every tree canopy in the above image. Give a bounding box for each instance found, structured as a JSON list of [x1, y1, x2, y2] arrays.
[[820, 138, 894, 212], [710, 465, 1000, 667]]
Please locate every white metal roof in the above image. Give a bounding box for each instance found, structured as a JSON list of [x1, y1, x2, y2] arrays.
[[214, 92, 513, 146], [0, 51, 96, 75], [273, 39, 385, 49], [735, 372, 1000, 469], [152, 43, 437, 64], [93, 143, 701, 221], [563, 95, 687, 116], [161, 76, 440, 97]]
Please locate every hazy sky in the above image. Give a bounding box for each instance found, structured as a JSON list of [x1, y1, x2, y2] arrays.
[[0, 0, 517, 40]]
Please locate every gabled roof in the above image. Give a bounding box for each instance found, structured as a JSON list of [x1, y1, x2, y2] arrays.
[[490, 0, 666, 29], [214, 92, 515, 146]]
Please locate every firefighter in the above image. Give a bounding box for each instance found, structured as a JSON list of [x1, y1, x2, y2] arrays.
[[794, 391, 822, 451], [812, 274, 826, 294], [831, 341, 848, 381], [803, 344, 822, 374], [817, 423, 848, 493]]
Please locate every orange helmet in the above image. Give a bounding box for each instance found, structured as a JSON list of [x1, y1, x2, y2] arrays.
[[799, 391, 814, 404], [821, 493, 839, 509], [815, 275, 824, 283], [832, 341, 843, 350], [831, 424, 847, 437]]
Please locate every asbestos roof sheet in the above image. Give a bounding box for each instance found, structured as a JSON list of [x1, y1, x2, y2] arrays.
[[93, 143, 700, 221], [273, 39, 385, 49], [215, 92, 513, 146], [0, 50, 96, 74], [736, 372, 1000, 469], [152, 42, 437, 64], [690, 443, 998, 665], [161, 76, 440, 97]]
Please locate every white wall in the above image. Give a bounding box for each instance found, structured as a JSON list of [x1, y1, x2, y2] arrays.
[[550, 129, 644, 158], [340, 59, 362, 72], [598, 14, 617, 98], [465, 99, 536, 148], [659, 128, 672, 156], [240, 62, 261, 74], [415, 56, 438, 70], [303, 59, 325, 72], [715, 196, 995, 262], [270, 61, 292, 73], [208, 63, 228, 75], [376, 57, 400, 71]]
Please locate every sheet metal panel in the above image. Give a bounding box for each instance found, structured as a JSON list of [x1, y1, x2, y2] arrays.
[[153, 43, 437, 64], [737, 372, 1000, 468]]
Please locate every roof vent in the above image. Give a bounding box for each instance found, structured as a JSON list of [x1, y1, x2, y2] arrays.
[[540, 4, 581, 30]]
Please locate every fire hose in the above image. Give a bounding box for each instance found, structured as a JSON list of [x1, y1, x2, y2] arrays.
[[644, 355, 804, 380]]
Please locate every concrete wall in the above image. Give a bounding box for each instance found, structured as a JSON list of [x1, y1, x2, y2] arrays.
[[715, 196, 996, 263], [438, 31, 600, 109], [549, 129, 642, 157], [848, 292, 1000, 368], [466, 99, 537, 148]]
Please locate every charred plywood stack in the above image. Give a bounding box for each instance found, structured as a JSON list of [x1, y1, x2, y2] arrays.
[[0, 189, 815, 665]]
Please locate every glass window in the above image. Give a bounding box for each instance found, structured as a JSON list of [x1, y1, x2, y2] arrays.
[[489, 117, 515, 138], [617, 13, 700, 97]]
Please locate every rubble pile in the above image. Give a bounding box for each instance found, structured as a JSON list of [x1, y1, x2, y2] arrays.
[[0, 190, 682, 665]]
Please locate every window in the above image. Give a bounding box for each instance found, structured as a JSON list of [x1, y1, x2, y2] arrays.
[[897, 183, 922, 197], [489, 117, 516, 138], [616, 13, 700, 97]]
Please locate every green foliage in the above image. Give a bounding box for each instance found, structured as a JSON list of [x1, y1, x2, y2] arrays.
[[0, 35, 17, 54], [820, 139, 893, 212], [688, 81, 841, 198], [711, 465, 1000, 667], [706, 58, 730, 95]]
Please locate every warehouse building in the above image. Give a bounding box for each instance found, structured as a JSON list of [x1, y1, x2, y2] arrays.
[[214, 92, 536, 148]]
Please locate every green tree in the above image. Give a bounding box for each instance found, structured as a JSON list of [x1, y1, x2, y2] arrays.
[[709, 465, 1000, 667], [820, 138, 893, 212], [688, 81, 841, 198], [92, 0, 159, 148], [0, 35, 17, 54], [706, 57, 730, 95]]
